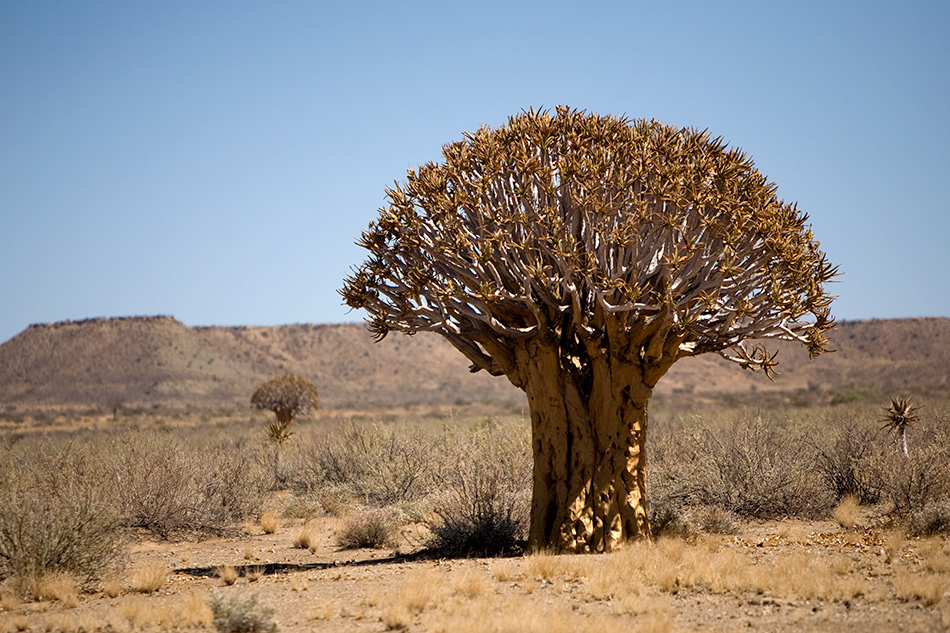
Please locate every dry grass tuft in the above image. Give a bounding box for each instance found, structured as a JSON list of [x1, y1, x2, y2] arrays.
[[259, 511, 281, 534], [894, 572, 950, 605], [380, 603, 412, 630], [0, 588, 21, 611], [834, 495, 862, 528], [217, 565, 239, 586], [396, 569, 451, 615], [422, 594, 643, 633], [338, 508, 398, 549], [883, 529, 906, 564], [306, 601, 340, 621], [101, 576, 125, 597], [131, 562, 168, 593], [524, 551, 573, 584], [490, 559, 520, 582], [179, 589, 214, 628], [293, 521, 320, 550], [452, 567, 491, 597], [919, 539, 950, 573], [109, 590, 213, 630], [209, 591, 278, 633], [24, 572, 80, 607], [246, 566, 264, 582]]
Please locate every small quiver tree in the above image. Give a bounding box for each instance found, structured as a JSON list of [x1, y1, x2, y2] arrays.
[[251, 374, 319, 480], [341, 107, 838, 553], [882, 395, 920, 456]]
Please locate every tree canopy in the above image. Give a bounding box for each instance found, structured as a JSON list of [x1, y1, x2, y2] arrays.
[[342, 107, 836, 384], [251, 374, 319, 425]]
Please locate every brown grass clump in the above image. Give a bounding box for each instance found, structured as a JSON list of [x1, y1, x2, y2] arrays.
[[422, 594, 654, 633], [108, 590, 213, 630], [337, 508, 398, 549], [23, 572, 80, 607], [380, 603, 412, 631], [130, 562, 168, 593], [834, 495, 862, 528], [293, 521, 320, 550], [918, 539, 950, 573], [246, 566, 264, 583], [259, 511, 281, 534], [101, 576, 125, 598], [451, 567, 491, 598], [397, 569, 451, 615], [0, 587, 20, 611], [217, 565, 239, 586], [894, 572, 950, 606], [883, 529, 906, 564]]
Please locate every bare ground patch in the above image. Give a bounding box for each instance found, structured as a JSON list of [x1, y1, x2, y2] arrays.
[[3, 514, 949, 633]]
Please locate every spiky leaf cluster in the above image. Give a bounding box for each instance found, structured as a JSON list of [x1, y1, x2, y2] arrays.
[[251, 374, 319, 426], [883, 395, 920, 434], [341, 107, 836, 381]]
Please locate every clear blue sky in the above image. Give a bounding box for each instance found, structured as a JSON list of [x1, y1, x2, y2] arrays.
[[2, 1, 948, 344]]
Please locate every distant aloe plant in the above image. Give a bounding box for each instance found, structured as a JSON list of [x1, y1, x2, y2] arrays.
[[252, 374, 319, 481], [882, 395, 920, 456]]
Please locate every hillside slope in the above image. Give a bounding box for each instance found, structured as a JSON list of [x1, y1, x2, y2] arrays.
[[0, 316, 947, 411]]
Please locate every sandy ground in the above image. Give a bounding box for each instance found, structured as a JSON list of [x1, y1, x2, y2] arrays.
[[3, 511, 950, 633]]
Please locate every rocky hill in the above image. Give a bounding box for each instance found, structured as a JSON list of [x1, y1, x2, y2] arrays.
[[0, 316, 948, 412]]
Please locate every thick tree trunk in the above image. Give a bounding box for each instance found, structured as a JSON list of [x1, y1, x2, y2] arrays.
[[520, 341, 654, 553]]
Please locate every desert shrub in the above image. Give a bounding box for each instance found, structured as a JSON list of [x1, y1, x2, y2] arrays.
[[310, 421, 441, 506], [813, 417, 888, 504], [209, 592, 278, 633], [697, 413, 834, 519], [0, 442, 123, 582], [99, 430, 267, 537], [648, 416, 711, 535], [337, 508, 399, 549], [649, 410, 834, 523], [425, 419, 530, 556], [880, 410, 950, 535]]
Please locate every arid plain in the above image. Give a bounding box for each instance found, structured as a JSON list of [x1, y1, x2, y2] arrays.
[[2, 317, 950, 632]]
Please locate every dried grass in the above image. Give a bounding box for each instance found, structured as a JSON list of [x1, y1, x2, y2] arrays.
[[833, 495, 861, 528], [337, 508, 398, 549], [217, 565, 239, 586], [894, 572, 950, 605], [452, 567, 491, 597], [130, 562, 168, 593], [259, 511, 281, 534], [24, 572, 80, 607], [395, 569, 451, 615], [209, 591, 278, 633], [293, 521, 320, 550], [101, 576, 125, 597]]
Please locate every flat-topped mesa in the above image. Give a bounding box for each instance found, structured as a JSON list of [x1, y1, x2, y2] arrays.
[[27, 315, 182, 331]]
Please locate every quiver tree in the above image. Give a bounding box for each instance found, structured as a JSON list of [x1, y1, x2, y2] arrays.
[[341, 107, 837, 553], [883, 395, 920, 456], [251, 374, 319, 442]]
